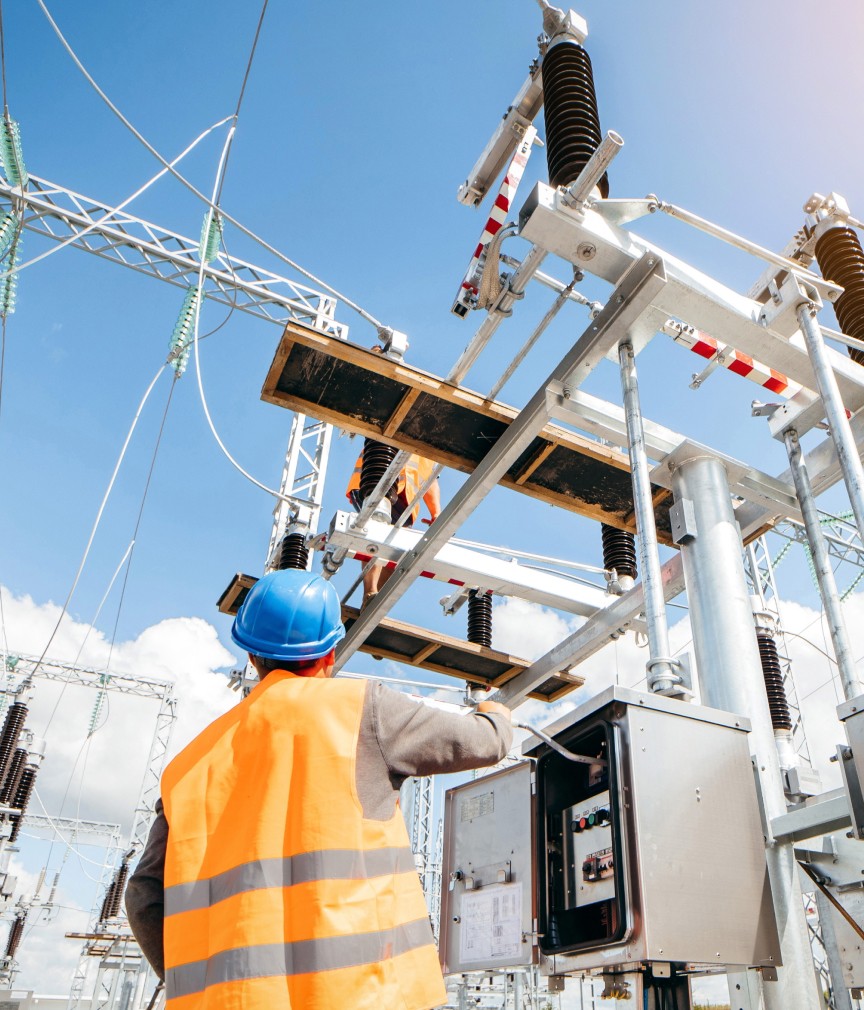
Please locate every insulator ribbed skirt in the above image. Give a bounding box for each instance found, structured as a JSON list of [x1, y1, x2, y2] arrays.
[[600, 524, 638, 581], [277, 532, 310, 571], [756, 631, 793, 731], [542, 40, 609, 197], [815, 225, 864, 366], [360, 440, 398, 504], [467, 591, 493, 649]]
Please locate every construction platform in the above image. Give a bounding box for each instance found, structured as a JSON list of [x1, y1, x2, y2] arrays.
[[217, 574, 582, 702], [261, 321, 675, 543]]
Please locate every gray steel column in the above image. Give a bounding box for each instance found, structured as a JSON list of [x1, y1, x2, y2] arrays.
[[784, 429, 863, 701], [727, 970, 765, 1010], [814, 888, 854, 1010], [797, 303, 864, 548], [618, 339, 677, 692], [669, 454, 823, 1010]]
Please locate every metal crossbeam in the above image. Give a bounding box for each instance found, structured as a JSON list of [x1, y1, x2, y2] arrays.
[[324, 511, 612, 617], [335, 253, 667, 669], [6, 653, 172, 700], [0, 175, 348, 336], [21, 814, 121, 843]]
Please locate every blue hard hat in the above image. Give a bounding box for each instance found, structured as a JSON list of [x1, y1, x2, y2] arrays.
[[231, 570, 345, 662]]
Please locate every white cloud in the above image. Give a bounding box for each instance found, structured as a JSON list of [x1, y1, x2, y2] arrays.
[[0, 585, 239, 995]]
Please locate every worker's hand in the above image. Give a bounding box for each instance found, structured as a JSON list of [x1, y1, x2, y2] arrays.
[[477, 699, 511, 722]]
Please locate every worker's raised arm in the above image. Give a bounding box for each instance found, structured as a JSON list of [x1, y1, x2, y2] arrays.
[[371, 682, 512, 779]]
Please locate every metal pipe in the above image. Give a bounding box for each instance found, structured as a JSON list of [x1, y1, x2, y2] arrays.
[[784, 428, 862, 700], [797, 302, 864, 553], [448, 244, 549, 386], [668, 454, 823, 1010], [813, 887, 855, 1010], [821, 323, 864, 358], [651, 198, 842, 297], [500, 253, 599, 311], [487, 282, 574, 400], [618, 339, 677, 692], [562, 130, 624, 209]]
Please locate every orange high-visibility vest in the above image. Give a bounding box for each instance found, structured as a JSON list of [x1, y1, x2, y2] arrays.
[[346, 452, 439, 526], [161, 673, 445, 1010]]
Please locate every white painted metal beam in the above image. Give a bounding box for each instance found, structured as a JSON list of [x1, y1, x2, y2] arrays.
[[324, 511, 613, 617], [519, 182, 864, 408], [333, 253, 668, 670]]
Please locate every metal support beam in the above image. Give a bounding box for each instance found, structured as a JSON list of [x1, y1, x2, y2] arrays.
[[668, 451, 824, 1010], [334, 253, 668, 670], [1, 175, 347, 335], [618, 338, 677, 692], [495, 553, 686, 706], [771, 790, 852, 844], [784, 429, 862, 700], [323, 512, 612, 617], [519, 182, 864, 406], [796, 303, 864, 561]]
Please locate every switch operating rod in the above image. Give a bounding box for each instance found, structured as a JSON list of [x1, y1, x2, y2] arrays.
[[514, 720, 606, 766]]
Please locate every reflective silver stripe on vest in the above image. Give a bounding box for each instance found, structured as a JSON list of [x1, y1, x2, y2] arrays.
[[165, 846, 417, 917], [166, 916, 434, 999]]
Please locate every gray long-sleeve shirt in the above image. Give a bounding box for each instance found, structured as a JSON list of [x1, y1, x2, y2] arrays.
[[125, 680, 512, 979]]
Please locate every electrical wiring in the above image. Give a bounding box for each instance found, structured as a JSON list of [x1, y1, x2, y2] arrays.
[[185, 7, 310, 504], [100, 375, 176, 680], [31, 790, 108, 874], [0, 114, 234, 283], [35, 0, 384, 331], [29, 362, 168, 700]]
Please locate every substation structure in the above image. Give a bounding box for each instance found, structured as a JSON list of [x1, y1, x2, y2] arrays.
[[0, 655, 176, 1009], [4, 3, 864, 1007], [225, 7, 864, 1008]]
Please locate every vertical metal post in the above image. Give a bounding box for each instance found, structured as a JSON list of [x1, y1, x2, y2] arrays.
[[814, 889, 854, 1010], [797, 303, 864, 546], [669, 454, 823, 1010], [618, 340, 677, 692], [727, 970, 764, 1010], [784, 429, 863, 701]]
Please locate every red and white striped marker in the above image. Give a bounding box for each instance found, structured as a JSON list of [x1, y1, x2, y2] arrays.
[[664, 321, 801, 398], [452, 125, 538, 317]]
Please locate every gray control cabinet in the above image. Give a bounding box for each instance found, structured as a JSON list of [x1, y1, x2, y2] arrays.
[[441, 687, 781, 976], [439, 760, 536, 974]]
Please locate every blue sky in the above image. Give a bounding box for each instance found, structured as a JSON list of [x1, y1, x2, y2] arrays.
[[2, 0, 862, 647], [1, 0, 864, 996]]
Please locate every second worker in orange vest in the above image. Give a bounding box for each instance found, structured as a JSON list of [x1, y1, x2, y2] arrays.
[[345, 449, 441, 608], [126, 570, 511, 1009]]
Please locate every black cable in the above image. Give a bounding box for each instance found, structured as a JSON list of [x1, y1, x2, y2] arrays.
[[102, 374, 176, 674], [215, 0, 270, 205]]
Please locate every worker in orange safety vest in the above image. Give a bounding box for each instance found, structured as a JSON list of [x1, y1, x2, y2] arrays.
[[125, 569, 511, 1009], [346, 445, 441, 607]]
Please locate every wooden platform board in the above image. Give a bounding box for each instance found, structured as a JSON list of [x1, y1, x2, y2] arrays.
[[216, 573, 258, 616], [340, 606, 583, 703], [214, 574, 581, 702], [261, 322, 675, 542]]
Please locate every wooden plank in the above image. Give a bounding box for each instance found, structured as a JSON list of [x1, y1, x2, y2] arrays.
[[383, 388, 422, 438], [261, 321, 675, 543], [513, 440, 558, 486], [410, 641, 440, 665]]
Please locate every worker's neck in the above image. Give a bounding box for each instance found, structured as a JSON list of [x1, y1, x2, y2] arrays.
[[252, 654, 335, 681]]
